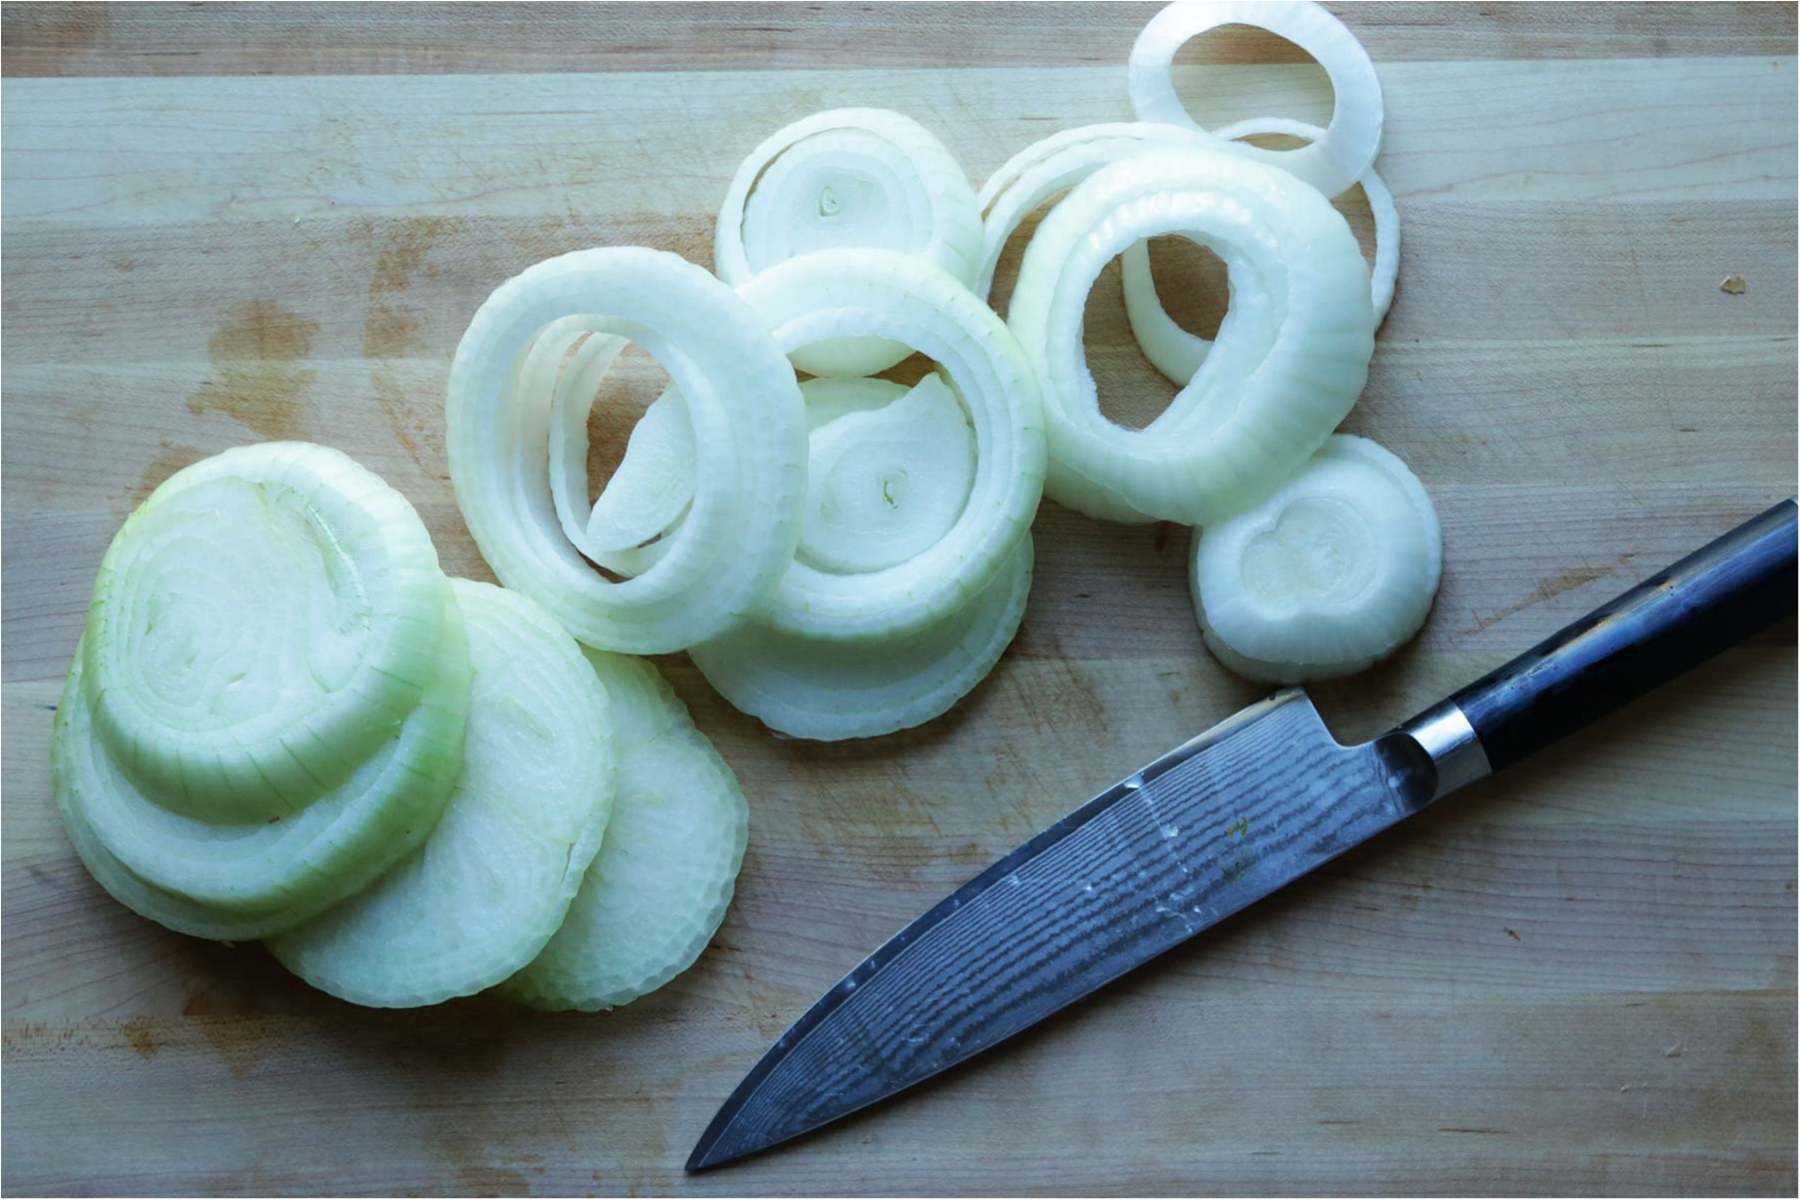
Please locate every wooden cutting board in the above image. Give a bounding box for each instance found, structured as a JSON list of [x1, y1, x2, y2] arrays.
[[3, 4, 1795, 1194]]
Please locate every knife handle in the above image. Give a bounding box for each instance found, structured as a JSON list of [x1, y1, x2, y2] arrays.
[[1405, 499, 1797, 788]]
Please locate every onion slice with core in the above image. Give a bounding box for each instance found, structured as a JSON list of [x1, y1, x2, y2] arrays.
[[717, 109, 984, 377], [503, 653, 748, 1011], [446, 247, 806, 654], [1127, 0, 1384, 200], [268, 581, 615, 1008], [1191, 435, 1440, 683], [1122, 116, 1398, 386], [1008, 148, 1375, 525], [83, 442, 452, 823], [692, 535, 1033, 741], [740, 249, 1046, 641]]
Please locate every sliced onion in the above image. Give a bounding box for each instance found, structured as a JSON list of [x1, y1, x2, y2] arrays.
[[268, 580, 616, 1008], [83, 442, 452, 823], [692, 535, 1032, 741], [1121, 116, 1398, 386], [1128, 0, 1384, 200], [446, 246, 807, 654], [799, 373, 976, 574], [504, 654, 748, 1011], [737, 248, 1046, 641], [1008, 147, 1374, 525], [716, 108, 984, 377], [1191, 435, 1440, 682]]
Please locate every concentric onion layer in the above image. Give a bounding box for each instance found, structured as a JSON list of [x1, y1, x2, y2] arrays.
[[692, 534, 1033, 741], [1121, 116, 1399, 386], [1128, 0, 1384, 200], [1008, 147, 1376, 525], [1191, 435, 1441, 683], [82, 441, 452, 824], [268, 580, 616, 1008], [503, 652, 748, 1011], [717, 108, 984, 377], [445, 247, 807, 654], [738, 248, 1047, 641]]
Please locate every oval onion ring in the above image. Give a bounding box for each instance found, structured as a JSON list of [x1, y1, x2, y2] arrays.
[[1008, 147, 1375, 525], [716, 108, 984, 377], [445, 246, 806, 654], [1127, 0, 1384, 200]]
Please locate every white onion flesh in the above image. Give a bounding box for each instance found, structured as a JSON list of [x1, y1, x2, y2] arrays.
[[1008, 148, 1375, 525], [739, 248, 1047, 641], [799, 373, 976, 574], [1191, 435, 1440, 682], [1121, 116, 1398, 386], [692, 535, 1032, 741], [446, 246, 807, 654], [504, 653, 748, 1011], [268, 580, 616, 1008], [717, 109, 984, 377], [83, 442, 453, 823], [1128, 0, 1384, 200]]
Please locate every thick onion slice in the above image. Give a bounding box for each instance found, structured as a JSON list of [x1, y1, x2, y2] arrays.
[[1122, 116, 1398, 386], [503, 653, 748, 1011], [1191, 435, 1441, 683], [446, 246, 806, 654], [740, 249, 1046, 641], [692, 535, 1032, 741], [1008, 148, 1375, 525], [716, 108, 984, 377], [82, 442, 451, 824], [67, 593, 468, 924], [269, 581, 615, 1008], [1127, 0, 1384, 200]]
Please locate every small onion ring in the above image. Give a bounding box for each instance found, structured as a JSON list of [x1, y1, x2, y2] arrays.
[[445, 247, 806, 654], [1008, 147, 1375, 526], [1127, 0, 1384, 200], [1121, 115, 1399, 387], [738, 248, 1047, 642], [716, 108, 984, 378]]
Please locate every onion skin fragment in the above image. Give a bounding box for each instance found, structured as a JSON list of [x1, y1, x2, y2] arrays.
[[1008, 147, 1374, 526], [1191, 435, 1441, 683], [445, 246, 806, 655]]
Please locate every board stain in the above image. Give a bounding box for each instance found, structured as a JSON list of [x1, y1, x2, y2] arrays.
[[180, 977, 271, 1079], [1463, 563, 1618, 635], [120, 1016, 160, 1059], [132, 441, 204, 504], [186, 300, 319, 440], [361, 219, 460, 479]]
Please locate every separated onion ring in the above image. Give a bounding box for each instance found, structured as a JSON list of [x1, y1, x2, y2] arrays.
[[1008, 147, 1375, 525], [739, 249, 1047, 641], [716, 108, 984, 377], [1121, 115, 1399, 386], [1128, 0, 1383, 200], [446, 247, 806, 654]]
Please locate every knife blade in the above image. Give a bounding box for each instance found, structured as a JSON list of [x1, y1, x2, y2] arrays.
[[688, 499, 1796, 1172]]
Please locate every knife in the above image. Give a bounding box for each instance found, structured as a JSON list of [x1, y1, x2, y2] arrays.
[[688, 499, 1797, 1171]]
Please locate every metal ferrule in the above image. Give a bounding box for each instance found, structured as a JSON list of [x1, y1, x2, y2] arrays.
[[1399, 700, 1492, 802]]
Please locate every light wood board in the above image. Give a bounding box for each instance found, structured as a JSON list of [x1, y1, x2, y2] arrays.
[[2, 3, 1795, 1195]]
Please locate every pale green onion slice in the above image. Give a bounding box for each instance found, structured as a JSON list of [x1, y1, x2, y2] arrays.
[[739, 249, 1047, 641], [503, 653, 748, 1011], [82, 442, 451, 824], [1121, 116, 1399, 387], [1128, 0, 1384, 200], [799, 373, 976, 574], [717, 109, 984, 378], [691, 535, 1032, 741], [446, 246, 806, 654], [1008, 148, 1375, 525], [1191, 435, 1440, 682], [267, 580, 615, 1008]]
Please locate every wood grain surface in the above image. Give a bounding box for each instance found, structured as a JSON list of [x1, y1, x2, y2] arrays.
[[3, 3, 1796, 1195]]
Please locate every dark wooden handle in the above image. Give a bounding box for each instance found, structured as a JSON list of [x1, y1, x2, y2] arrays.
[[1445, 500, 1797, 772]]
